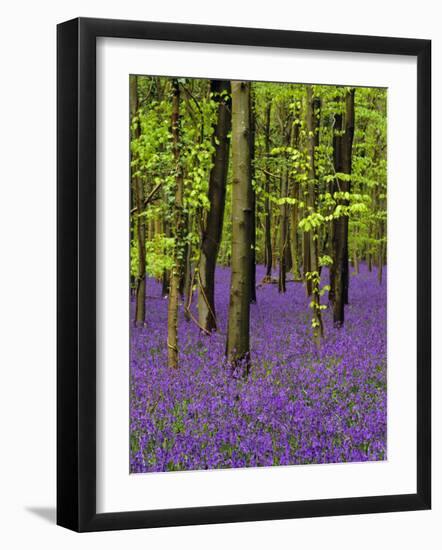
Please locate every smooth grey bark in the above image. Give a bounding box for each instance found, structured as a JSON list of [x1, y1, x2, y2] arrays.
[[226, 81, 252, 373]]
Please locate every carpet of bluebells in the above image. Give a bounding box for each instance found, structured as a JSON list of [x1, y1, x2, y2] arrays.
[[130, 264, 387, 473]]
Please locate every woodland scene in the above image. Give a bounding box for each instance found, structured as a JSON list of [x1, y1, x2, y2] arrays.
[[129, 75, 387, 473]]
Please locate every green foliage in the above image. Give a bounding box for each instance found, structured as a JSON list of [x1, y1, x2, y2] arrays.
[[130, 77, 387, 307]]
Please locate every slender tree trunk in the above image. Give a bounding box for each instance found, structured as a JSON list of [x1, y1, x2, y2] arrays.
[[353, 241, 359, 274], [179, 213, 189, 298], [272, 218, 279, 277], [264, 103, 273, 279], [306, 86, 323, 341], [331, 110, 345, 323], [285, 223, 293, 272], [183, 216, 193, 322], [303, 229, 312, 295], [130, 76, 146, 326], [343, 90, 354, 304], [378, 220, 384, 284], [197, 80, 231, 332], [290, 184, 301, 281], [278, 109, 292, 293], [301, 99, 313, 296], [130, 170, 136, 297], [332, 89, 355, 326], [367, 218, 373, 272], [226, 81, 252, 373], [147, 217, 154, 241], [249, 88, 257, 303], [161, 218, 170, 297], [290, 112, 302, 281], [167, 79, 185, 368], [278, 168, 289, 293]]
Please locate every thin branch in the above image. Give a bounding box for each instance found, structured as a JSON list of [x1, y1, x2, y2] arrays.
[[130, 181, 162, 214], [256, 166, 280, 179]]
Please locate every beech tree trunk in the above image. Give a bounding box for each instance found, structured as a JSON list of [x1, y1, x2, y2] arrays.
[[285, 224, 293, 272], [278, 167, 289, 293], [264, 102, 272, 279], [130, 76, 146, 326], [226, 81, 252, 373], [278, 109, 292, 293], [342, 91, 355, 304], [306, 86, 323, 340], [302, 95, 313, 297], [290, 111, 302, 281], [167, 79, 185, 368], [332, 89, 355, 327], [250, 88, 257, 303], [272, 220, 279, 277], [161, 218, 170, 297], [197, 80, 231, 332], [290, 184, 301, 281], [183, 216, 193, 322], [303, 229, 312, 295], [378, 219, 384, 285]]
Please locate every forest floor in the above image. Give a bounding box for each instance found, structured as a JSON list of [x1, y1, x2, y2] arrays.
[[130, 264, 387, 473]]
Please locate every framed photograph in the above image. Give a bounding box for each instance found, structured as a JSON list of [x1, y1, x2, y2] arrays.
[[57, 17, 431, 532]]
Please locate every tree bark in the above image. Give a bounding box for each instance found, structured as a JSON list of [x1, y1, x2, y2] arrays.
[[167, 79, 185, 368], [377, 218, 384, 284], [278, 108, 292, 293], [285, 223, 293, 272], [303, 224, 312, 295], [290, 110, 302, 281], [306, 86, 323, 340], [183, 216, 193, 322], [353, 232, 359, 275], [130, 76, 146, 326], [161, 218, 170, 297], [197, 80, 231, 332], [332, 89, 355, 326], [278, 168, 289, 293], [226, 81, 252, 373], [264, 102, 273, 279], [342, 91, 355, 304], [249, 88, 257, 303]]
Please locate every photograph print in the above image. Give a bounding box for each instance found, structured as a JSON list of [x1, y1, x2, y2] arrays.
[[129, 76, 387, 474]]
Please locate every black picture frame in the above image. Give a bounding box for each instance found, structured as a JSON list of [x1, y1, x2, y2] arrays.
[[57, 17, 431, 532]]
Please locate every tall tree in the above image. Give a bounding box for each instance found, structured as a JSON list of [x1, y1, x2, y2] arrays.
[[249, 88, 257, 303], [226, 81, 252, 372], [331, 88, 355, 326], [197, 80, 231, 332], [278, 106, 292, 293], [167, 79, 185, 368], [183, 214, 193, 322], [278, 163, 289, 292], [302, 91, 313, 297], [342, 90, 355, 305], [306, 86, 324, 340], [130, 75, 146, 326], [263, 102, 273, 280], [290, 104, 302, 281]]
